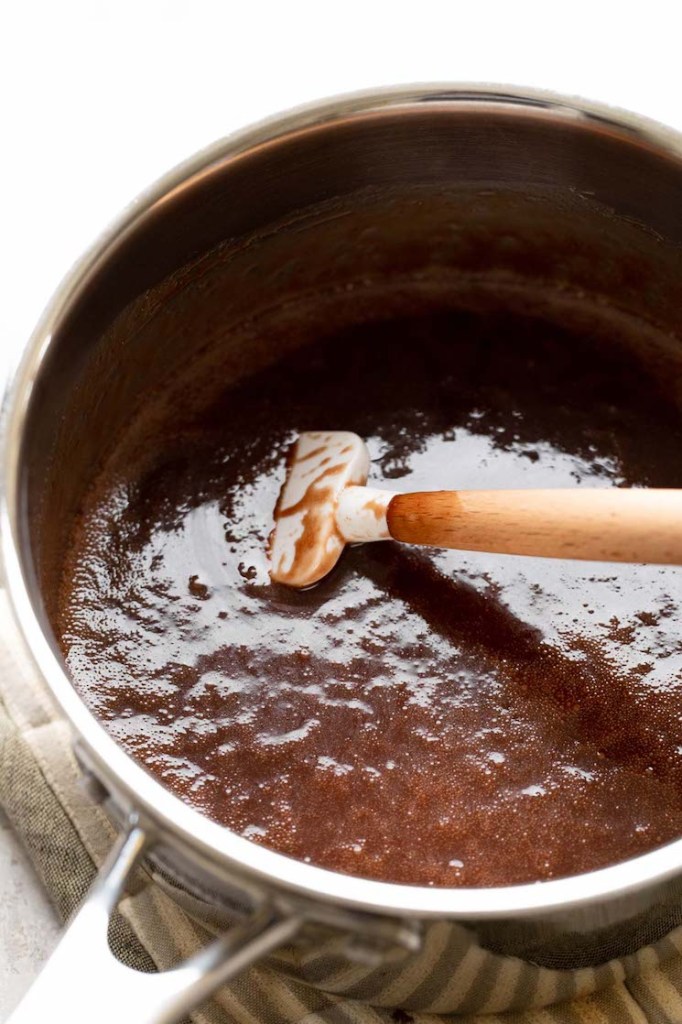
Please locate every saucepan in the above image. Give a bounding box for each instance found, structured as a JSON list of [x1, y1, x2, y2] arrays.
[[4, 85, 682, 1023]]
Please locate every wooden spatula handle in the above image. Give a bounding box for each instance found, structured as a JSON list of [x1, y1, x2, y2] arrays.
[[386, 489, 682, 564]]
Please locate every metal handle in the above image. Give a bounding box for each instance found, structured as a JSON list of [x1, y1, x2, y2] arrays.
[[7, 825, 302, 1024]]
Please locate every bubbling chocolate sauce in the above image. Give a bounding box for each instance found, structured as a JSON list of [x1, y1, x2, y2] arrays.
[[57, 307, 682, 887]]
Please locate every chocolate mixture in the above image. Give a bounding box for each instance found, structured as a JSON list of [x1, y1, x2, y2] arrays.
[[57, 306, 682, 887]]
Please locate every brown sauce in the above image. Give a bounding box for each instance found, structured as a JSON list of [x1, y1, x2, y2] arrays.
[[57, 307, 682, 887]]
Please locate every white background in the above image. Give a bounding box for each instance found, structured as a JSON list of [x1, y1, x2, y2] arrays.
[[1, 0, 682, 1016], [3, 1, 682, 384]]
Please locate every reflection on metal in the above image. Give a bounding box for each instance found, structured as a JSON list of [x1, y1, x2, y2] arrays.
[[8, 824, 303, 1024]]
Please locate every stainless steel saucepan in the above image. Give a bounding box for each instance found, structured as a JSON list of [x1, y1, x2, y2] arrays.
[[5, 85, 682, 1023]]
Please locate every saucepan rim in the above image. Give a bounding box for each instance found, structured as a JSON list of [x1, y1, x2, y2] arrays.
[[4, 81, 682, 921]]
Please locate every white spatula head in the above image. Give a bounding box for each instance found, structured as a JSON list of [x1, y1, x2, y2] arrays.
[[270, 431, 370, 588]]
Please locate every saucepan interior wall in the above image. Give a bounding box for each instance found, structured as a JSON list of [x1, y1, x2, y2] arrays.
[[20, 105, 682, 638]]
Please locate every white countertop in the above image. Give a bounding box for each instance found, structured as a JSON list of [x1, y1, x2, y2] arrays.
[[0, 812, 59, 1019], [1, 0, 681, 1017]]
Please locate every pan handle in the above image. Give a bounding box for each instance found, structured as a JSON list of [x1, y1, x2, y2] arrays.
[[7, 825, 303, 1024]]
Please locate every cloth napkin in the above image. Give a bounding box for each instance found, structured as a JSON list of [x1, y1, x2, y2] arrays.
[[2, 590, 682, 1024]]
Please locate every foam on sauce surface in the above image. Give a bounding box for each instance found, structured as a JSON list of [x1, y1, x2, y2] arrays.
[[57, 309, 682, 886]]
